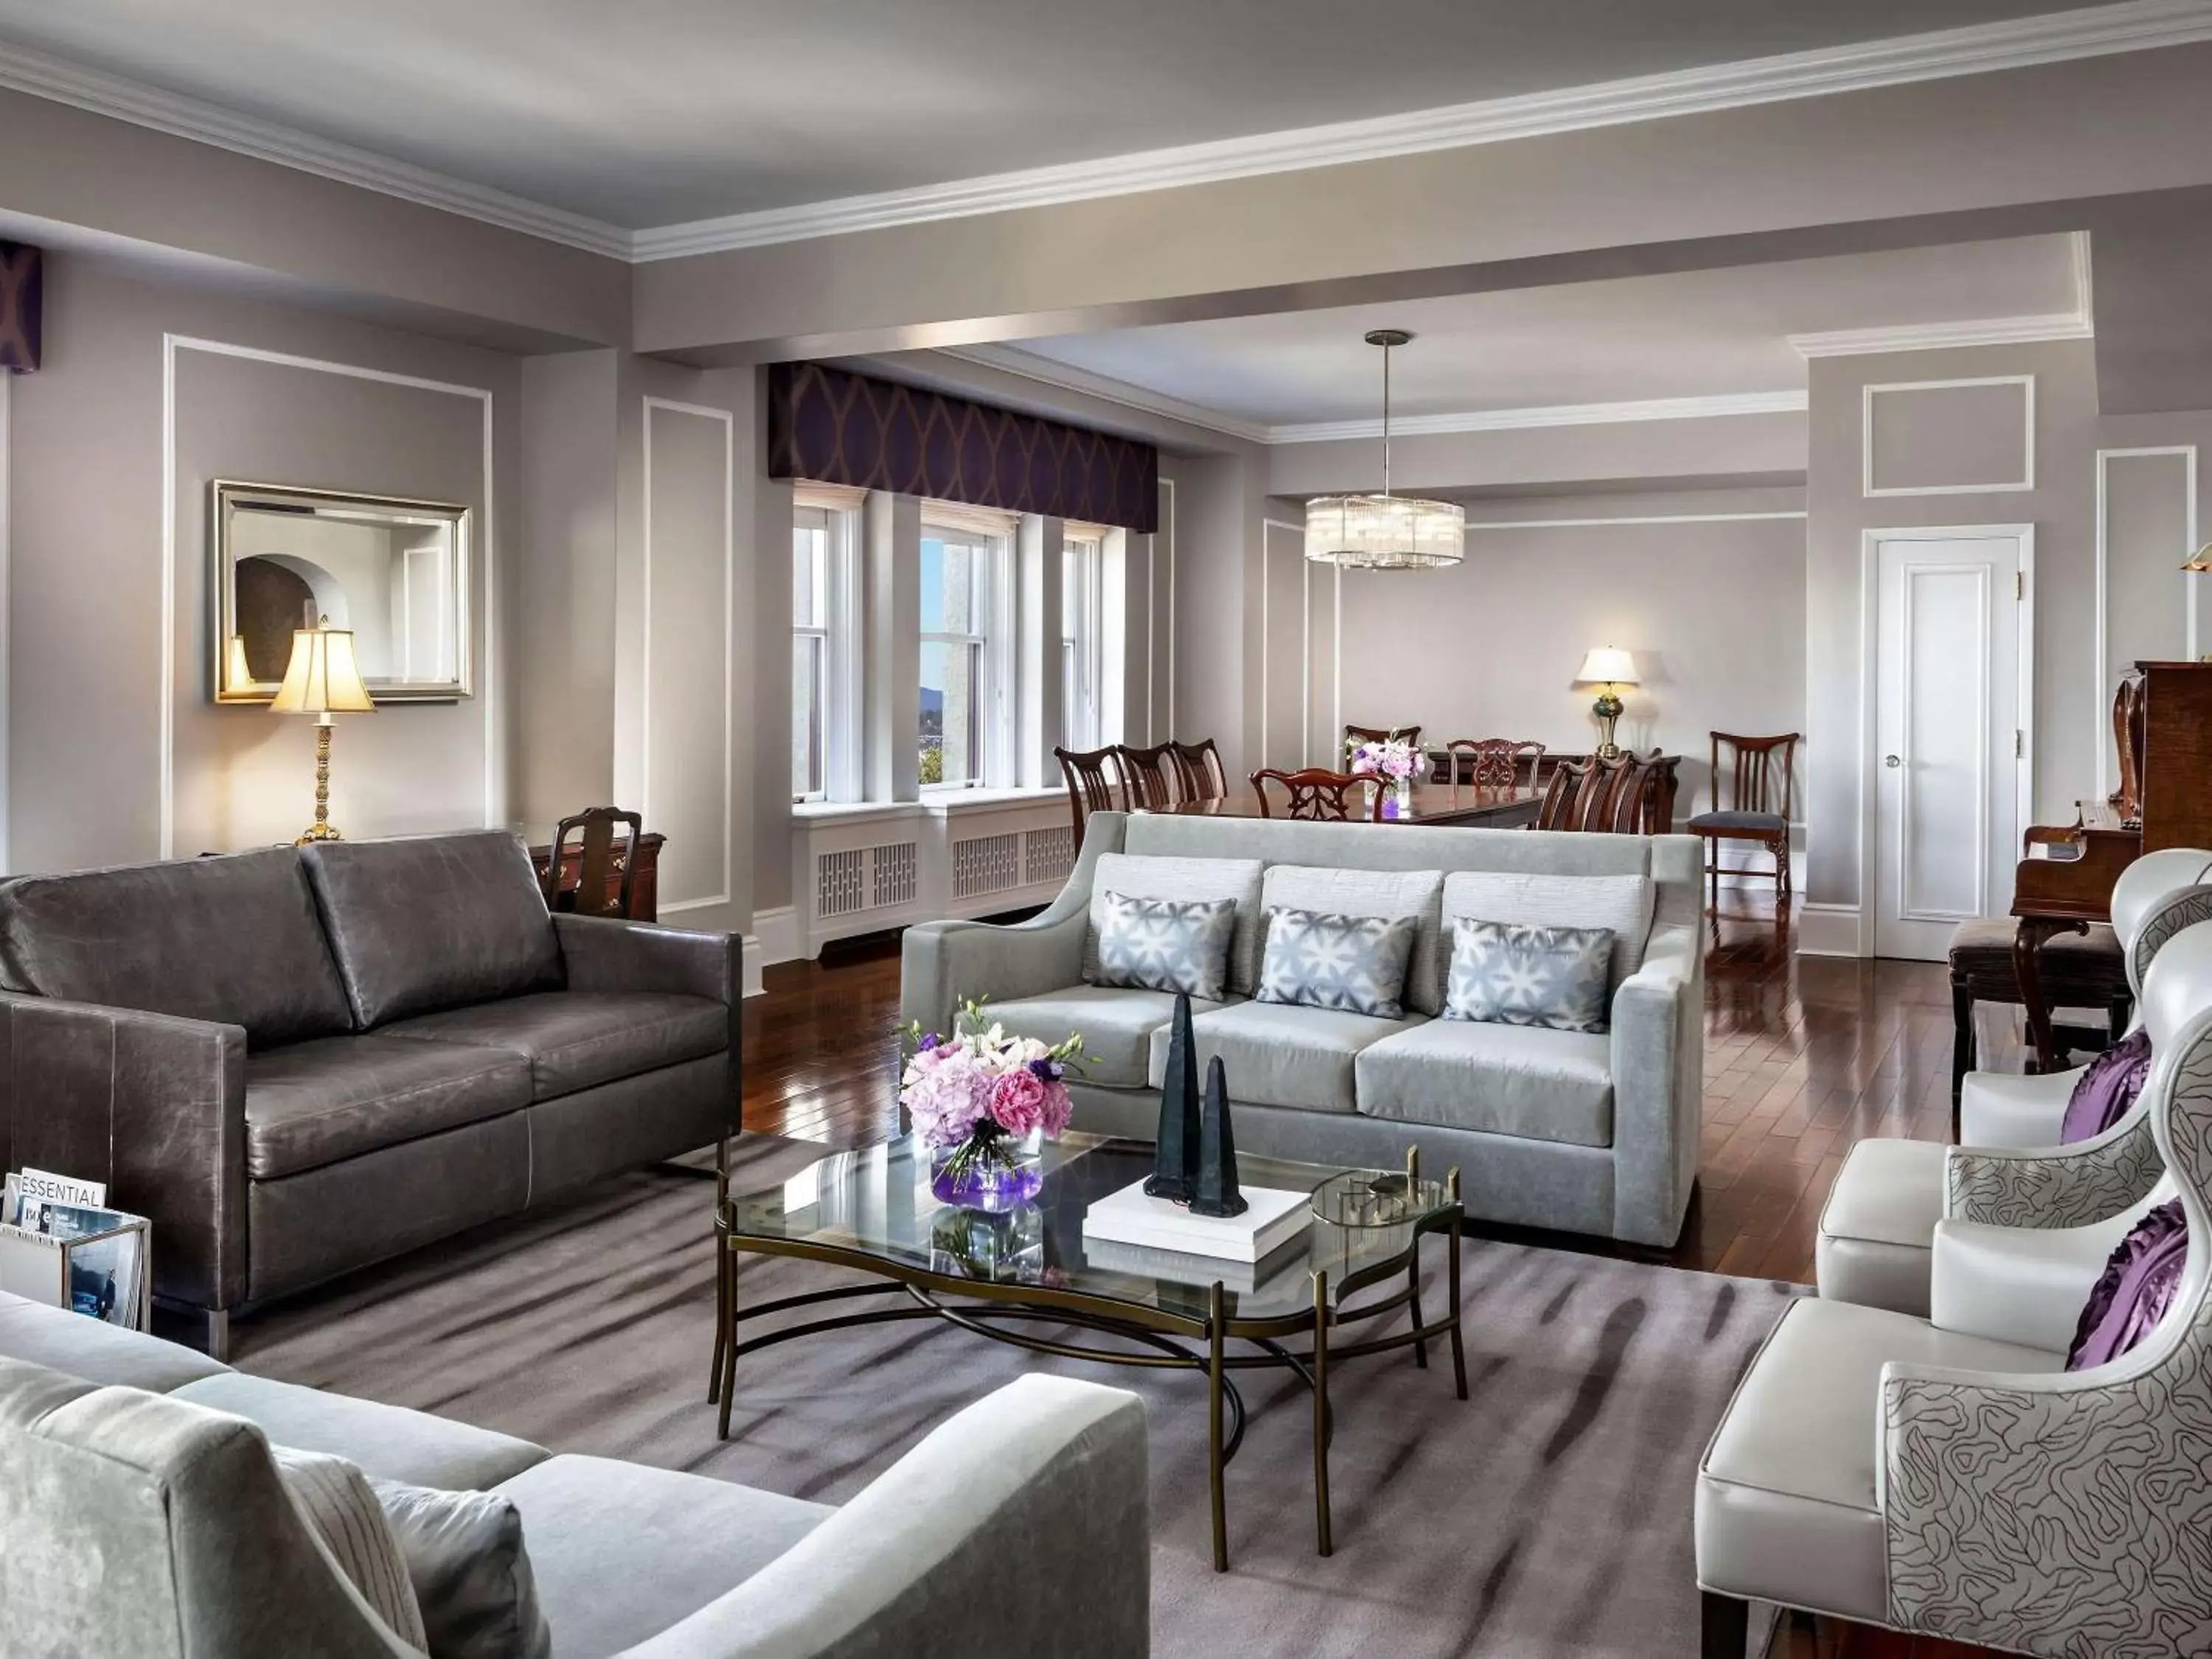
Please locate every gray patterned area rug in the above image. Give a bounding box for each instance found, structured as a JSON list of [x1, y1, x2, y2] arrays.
[[238, 1138, 1796, 1659]]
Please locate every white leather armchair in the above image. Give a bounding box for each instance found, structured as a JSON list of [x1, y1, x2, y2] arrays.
[[1697, 920, 2212, 1658], [1816, 858, 2212, 1315]]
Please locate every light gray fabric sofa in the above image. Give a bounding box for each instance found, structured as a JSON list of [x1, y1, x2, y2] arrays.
[[902, 813, 1704, 1248], [0, 1290, 1150, 1659]]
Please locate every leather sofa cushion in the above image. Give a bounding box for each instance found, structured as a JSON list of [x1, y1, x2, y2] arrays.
[[1354, 1020, 1614, 1147], [380, 991, 728, 1102], [0, 1290, 232, 1393], [246, 1034, 532, 1180], [991, 985, 1231, 1088], [303, 832, 563, 1028], [494, 1453, 830, 1659], [0, 846, 352, 1047], [1958, 1065, 2079, 1148], [1147, 1000, 1424, 1114], [174, 1371, 550, 1491], [1696, 1298, 2059, 1622]]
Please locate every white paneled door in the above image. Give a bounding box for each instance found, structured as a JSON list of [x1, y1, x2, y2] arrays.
[[1870, 526, 2032, 961]]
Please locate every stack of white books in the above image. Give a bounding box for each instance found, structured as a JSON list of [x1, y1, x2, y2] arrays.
[[1080, 1177, 1312, 1269]]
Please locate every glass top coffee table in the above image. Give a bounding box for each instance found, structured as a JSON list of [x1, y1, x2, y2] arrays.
[[710, 1131, 1466, 1571]]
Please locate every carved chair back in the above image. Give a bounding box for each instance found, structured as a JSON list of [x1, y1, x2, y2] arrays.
[[1249, 768, 1385, 822], [544, 806, 644, 919], [1708, 731, 1800, 821], [1168, 738, 1228, 803], [1113, 742, 1180, 811], [1444, 737, 1545, 796], [1055, 745, 1121, 844]]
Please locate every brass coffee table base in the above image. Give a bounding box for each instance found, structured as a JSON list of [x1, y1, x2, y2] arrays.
[[711, 1172, 1467, 1572]]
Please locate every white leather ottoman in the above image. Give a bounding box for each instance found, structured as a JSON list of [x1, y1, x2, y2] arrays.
[[1813, 1138, 1947, 1315]]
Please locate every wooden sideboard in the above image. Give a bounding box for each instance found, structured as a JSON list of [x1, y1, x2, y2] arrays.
[[529, 832, 664, 922]]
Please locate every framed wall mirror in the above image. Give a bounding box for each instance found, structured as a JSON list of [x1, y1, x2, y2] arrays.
[[212, 480, 473, 704]]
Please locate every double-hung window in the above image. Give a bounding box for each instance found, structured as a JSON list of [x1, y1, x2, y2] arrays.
[[919, 507, 1014, 788], [791, 507, 832, 800], [1062, 527, 1105, 751], [791, 489, 862, 802]]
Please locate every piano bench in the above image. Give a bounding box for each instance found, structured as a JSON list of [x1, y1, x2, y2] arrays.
[[1947, 919, 2130, 1110]]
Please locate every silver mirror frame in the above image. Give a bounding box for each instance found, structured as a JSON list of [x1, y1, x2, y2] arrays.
[[212, 479, 473, 705]]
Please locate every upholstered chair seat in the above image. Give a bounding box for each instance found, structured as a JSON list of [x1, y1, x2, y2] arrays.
[[1700, 917, 2212, 1655]]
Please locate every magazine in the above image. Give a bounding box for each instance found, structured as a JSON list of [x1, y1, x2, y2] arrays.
[[0, 1172, 146, 1328]]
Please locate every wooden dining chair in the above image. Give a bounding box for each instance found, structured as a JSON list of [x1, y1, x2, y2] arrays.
[[1055, 745, 1121, 845], [1688, 731, 1800, 907], [1113, 742, 1180, 811], [1249, 768, 1385, 822], [1534, 753, 1661, 835], [1168, 738, 1228, 803], [1443, 737, 1544, 798], [543, 805, 644, 918]]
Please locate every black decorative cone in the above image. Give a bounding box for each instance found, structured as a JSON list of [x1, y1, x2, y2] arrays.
[[1189, 1055, 1248, 1218], [1144, 992, 1201, 1200]]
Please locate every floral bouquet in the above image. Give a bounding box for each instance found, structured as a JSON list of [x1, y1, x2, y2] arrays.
[[900, 998, 1082, 1208], [1346, 734, 1428, 817]]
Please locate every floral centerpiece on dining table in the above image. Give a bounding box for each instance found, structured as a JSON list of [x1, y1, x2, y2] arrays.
[[900, 998, 1082, 1209], [1346, 734, 1429, 818]]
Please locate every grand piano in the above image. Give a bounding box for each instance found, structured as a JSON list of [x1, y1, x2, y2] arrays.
[[2012, 661, 2212, 1068]]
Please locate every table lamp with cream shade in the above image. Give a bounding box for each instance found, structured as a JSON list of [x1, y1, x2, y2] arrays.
[[270, 616, 375, 844], [1574, 647, 1639, 759]]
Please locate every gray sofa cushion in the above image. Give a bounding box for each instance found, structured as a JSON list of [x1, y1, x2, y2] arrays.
[[990, 984, 1230, 1088], [1356, 1019, 1615, 1147], [270, 1445, 431, 1650], [1440, 869, 1654, 1002], [370, 1475, 552, 1659], [173, 1372, 549, 1491], [1083, 852, 1265, 996], [0, 1291, 231, 1393], [304, 832, 563, 1028], [380, 991, 728, 1102], [1091, 891, 1237, 1001], [493, 1453, 831, 1659], [1147, 999, 1426, 1114], [0, 847, 353, 1048], [1259, 864, 1445, 1015], [246, 1034, 533, 1179]]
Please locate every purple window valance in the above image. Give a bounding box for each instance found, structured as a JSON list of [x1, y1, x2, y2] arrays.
[[0, 241, 40, 374], [768, 362, 1158, 534]]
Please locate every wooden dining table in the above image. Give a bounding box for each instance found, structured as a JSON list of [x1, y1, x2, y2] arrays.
[[1138, 784, 1543, 828]]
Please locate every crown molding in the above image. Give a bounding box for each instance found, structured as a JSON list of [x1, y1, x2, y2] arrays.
[[1787, 311, 2093, 356], [936, 345, 1273, 445], [630, 0, 2212, 259], [4, 4, 2201, 267], [1267, 391, 1809, 445], [0, 40, 633, 260]]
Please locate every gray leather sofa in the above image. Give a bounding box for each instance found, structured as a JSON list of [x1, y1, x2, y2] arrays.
[[903, 813, 1704, 1248], [0, 1290, 1150, 1659], [0, 831, 739, 1356]]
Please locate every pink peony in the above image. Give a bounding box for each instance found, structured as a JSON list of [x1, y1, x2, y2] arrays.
[[1036, 1079, 1074, 1137], [987, 1068, 1048, 1135]]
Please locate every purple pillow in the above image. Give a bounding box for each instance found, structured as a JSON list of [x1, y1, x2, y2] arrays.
[[2066, 1198, 2187, 1370], [2059, 1027, 2154, 1144]]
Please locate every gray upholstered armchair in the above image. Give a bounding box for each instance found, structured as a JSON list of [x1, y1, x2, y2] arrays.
[[1697, 917, 2212, 1656]]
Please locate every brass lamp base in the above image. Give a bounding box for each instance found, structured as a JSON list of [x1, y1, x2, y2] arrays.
[[293, 716, 346, 846], [1593, 689, 1625, 760]]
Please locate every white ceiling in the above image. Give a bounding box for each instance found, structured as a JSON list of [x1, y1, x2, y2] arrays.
[[0, 0, 2088, 228], [1003, 235, 2084, 428]]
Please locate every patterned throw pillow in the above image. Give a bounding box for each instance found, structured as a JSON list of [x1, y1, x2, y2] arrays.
[[1256, 905, 1419, 1019], [1093, 891, 1238, 1001], [272, 1445, 431, 1650], [1444, 917, 1615, 1033]]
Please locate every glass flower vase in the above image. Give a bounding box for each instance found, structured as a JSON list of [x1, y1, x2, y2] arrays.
[[929, 1124, 1044, 1211]]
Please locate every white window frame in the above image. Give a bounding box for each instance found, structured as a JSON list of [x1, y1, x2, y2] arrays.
[[793, 486, 864, 804], [1062, 526, 1106, 752], [920, 504, 1017, 791]]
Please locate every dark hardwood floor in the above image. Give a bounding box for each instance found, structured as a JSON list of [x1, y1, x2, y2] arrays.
[[738, 891, 2017, 1659]]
